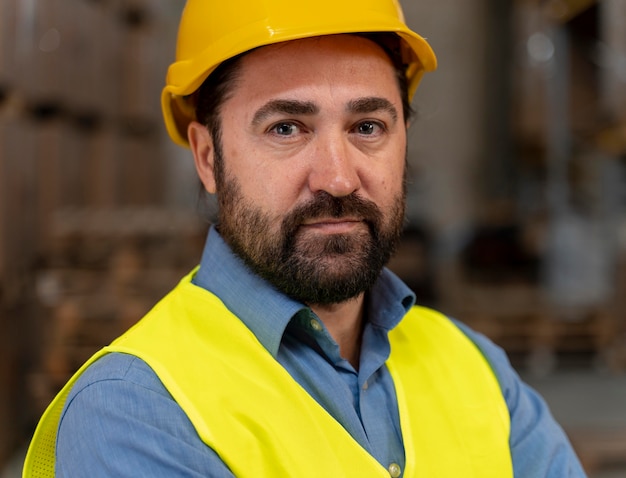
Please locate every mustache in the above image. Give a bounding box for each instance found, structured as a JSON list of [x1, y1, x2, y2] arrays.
[[281, 192, 382, 236]]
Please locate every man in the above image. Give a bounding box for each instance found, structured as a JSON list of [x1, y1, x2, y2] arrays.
[[24, 0, 586, 476]]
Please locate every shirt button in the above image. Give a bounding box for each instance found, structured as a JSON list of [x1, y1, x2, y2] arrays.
[[310, 319, 323, 332], [388, 463, 402, 478], [362, 380, 369, 390]]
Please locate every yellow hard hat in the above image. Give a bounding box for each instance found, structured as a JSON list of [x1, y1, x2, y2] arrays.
[[161, 0, 438, 147]]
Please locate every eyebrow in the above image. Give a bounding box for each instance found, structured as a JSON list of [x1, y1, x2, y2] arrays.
[[250, 96, 399, 126], [251, 99, 319, 126], [346, 97, 398, 123]]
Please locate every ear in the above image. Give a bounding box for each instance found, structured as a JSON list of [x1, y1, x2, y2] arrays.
[[188, 121, 217, 194]]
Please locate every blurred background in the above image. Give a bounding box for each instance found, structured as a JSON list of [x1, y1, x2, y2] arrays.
[[0, 0, 625, 476]]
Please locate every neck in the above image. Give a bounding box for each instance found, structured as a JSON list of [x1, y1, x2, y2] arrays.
[[309, 294, 365, 369]]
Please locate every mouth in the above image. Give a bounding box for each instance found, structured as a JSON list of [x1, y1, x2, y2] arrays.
[[300, 217, 364, 234]]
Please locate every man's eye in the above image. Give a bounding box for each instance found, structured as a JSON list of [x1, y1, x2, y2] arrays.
[[271, 123, 299, 136], [356, 121, 381, 135]]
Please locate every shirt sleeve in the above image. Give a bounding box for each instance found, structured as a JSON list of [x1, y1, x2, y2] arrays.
[[56, 353, 235, 478], [453, 320, 588, 478]]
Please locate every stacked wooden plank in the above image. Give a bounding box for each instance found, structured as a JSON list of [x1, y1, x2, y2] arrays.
[[437, 257, 625, 375], [29, 207, 206, 419], [0, 0, 186, 285], [0, 0, 188, 465]]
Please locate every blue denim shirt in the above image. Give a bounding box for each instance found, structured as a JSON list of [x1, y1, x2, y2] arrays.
[[56, 226, 586, 477]]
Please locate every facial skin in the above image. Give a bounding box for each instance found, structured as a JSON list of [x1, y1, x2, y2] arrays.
[[189, 35, 408, 338]]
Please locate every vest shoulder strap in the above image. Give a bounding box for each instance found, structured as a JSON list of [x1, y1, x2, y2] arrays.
[[388, 306, 512, 477]]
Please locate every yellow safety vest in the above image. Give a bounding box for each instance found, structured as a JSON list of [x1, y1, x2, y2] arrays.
[[24, 271, 512, 477]]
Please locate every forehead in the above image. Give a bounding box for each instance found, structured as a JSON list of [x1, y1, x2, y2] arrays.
[[231, 35, 401, 106]]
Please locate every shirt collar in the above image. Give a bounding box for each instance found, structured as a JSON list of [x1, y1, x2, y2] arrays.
[[368, 267, 416, 330], [192, 226, 416, 357]]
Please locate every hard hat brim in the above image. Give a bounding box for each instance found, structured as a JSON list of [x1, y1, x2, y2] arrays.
[[162, 23, 436, 147]]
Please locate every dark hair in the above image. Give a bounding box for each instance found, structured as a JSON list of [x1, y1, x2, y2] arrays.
[[357, 32, 414, 123], [193, 33, 413, 142], [192, 52, 246, 151]]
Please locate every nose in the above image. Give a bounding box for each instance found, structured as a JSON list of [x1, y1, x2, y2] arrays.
[[307, 132, 361, 197]]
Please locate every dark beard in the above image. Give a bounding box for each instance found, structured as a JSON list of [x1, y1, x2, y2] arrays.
[[216, 173, 405, 305], [210, 128, 406, 305]]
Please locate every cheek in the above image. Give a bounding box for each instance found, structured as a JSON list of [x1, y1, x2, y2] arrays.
[[368, 133, 406, 189], [368, 157, 406, 202], [261, 172, 304, 216], [223, 139, 308, 219], [240, 162, 303, 217]]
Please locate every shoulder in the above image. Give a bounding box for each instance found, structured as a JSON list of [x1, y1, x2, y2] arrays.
[[450, 319, 513, 386], [446, 316, 547, 412], [449, 318, 587, 477], [59, 352, 183, 445], [66, 352, 171, 400], [60, 352, 187, 436], [401, 307, 520, 394], [57, 352, 235, 477]]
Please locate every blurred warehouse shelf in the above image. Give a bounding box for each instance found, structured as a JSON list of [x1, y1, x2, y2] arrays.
[[0, 0, 193, 467]]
